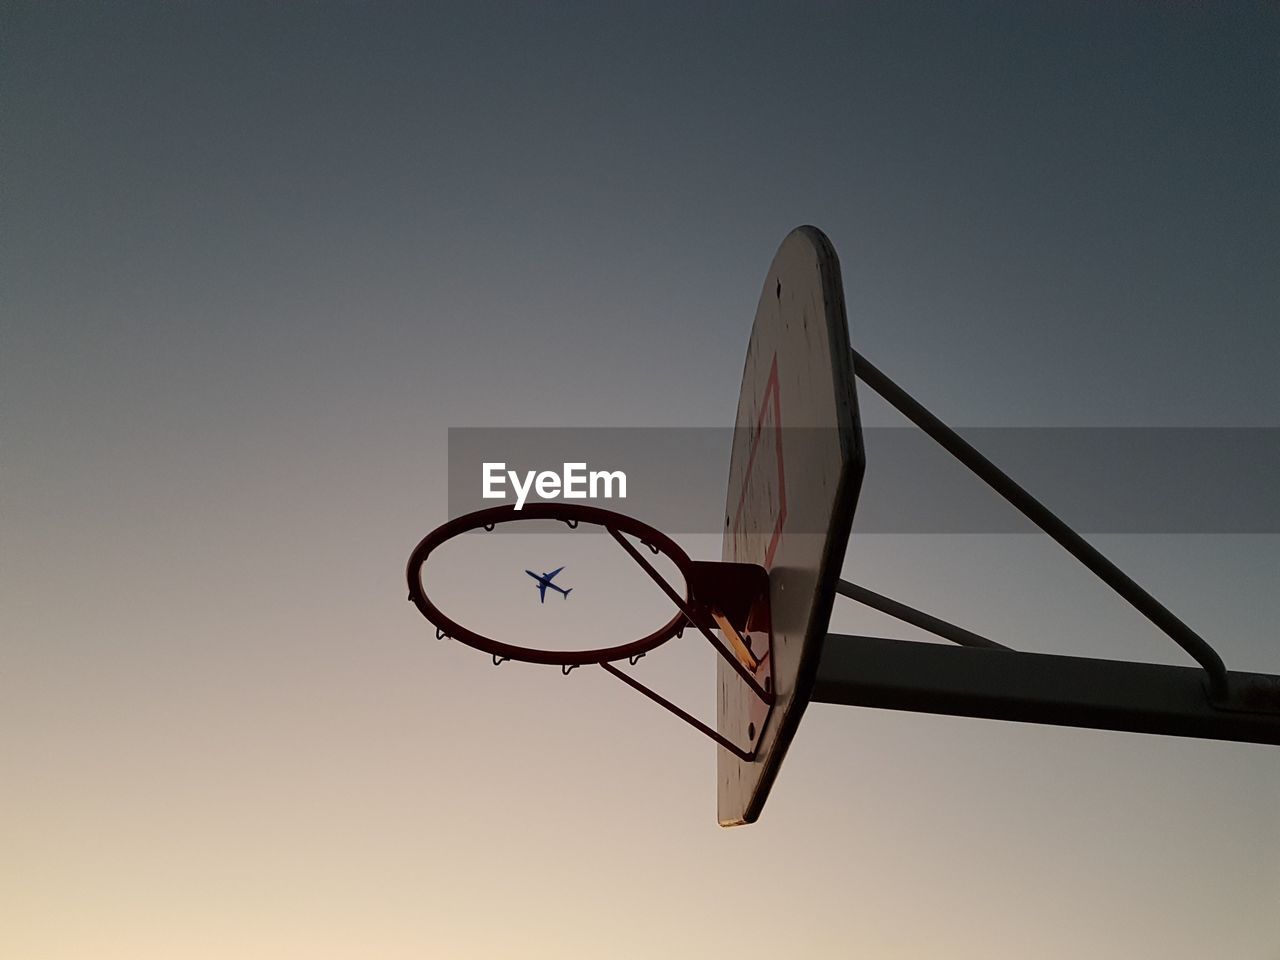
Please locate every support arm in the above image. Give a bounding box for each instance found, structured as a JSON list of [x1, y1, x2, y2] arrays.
[[851, 349, 1230, 700], [815, 634, 1280, 745]]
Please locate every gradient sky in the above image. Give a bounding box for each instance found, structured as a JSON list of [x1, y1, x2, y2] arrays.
[[4, 3, 1279, 958]]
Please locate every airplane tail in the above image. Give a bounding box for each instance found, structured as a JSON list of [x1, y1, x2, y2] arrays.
[[562, 588, 572, 598]]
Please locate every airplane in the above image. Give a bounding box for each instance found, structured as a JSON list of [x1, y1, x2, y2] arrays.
[[526, 566, 572, 603]]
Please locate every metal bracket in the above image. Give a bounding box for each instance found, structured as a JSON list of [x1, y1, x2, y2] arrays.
[[602, 543, 776, 759], [609, 531, 775, 706], [1209, 673, 1280, 716]]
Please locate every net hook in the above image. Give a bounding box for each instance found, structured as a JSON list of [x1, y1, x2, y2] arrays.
[[435, 628, 447, 641], [492, 654, 509, 666], [562, 663, 579, 676]]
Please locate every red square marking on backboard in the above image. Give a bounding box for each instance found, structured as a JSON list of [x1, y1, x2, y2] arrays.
[[731, 354, 787, 569]]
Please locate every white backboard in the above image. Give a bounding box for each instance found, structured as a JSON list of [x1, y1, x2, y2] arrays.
[[717, 226, 864, 826]]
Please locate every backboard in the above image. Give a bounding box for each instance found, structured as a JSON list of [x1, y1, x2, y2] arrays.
[[717, 226, 864, 826]]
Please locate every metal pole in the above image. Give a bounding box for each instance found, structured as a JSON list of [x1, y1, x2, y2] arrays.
[[815, 634, 1280, 745], [851, 349, 1230, 700]]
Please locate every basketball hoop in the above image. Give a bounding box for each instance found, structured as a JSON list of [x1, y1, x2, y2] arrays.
[[406, 503, 775, 760], [401, 227, 1280, 828]]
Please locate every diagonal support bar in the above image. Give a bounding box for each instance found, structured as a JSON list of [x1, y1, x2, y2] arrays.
[[850, 349, 1231, 700], [601, 661, 755, 760], [814, 634, 1280, 745], [837, 579, 1010, 651]]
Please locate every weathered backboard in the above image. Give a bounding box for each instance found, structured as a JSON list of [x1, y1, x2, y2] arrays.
[[718, 226, 864, 826]]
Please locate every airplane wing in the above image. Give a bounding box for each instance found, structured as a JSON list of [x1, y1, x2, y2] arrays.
[[544, 565, 566, 580]]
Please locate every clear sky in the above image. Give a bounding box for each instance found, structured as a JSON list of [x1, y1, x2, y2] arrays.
[[3, 3, 1278, 958]]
